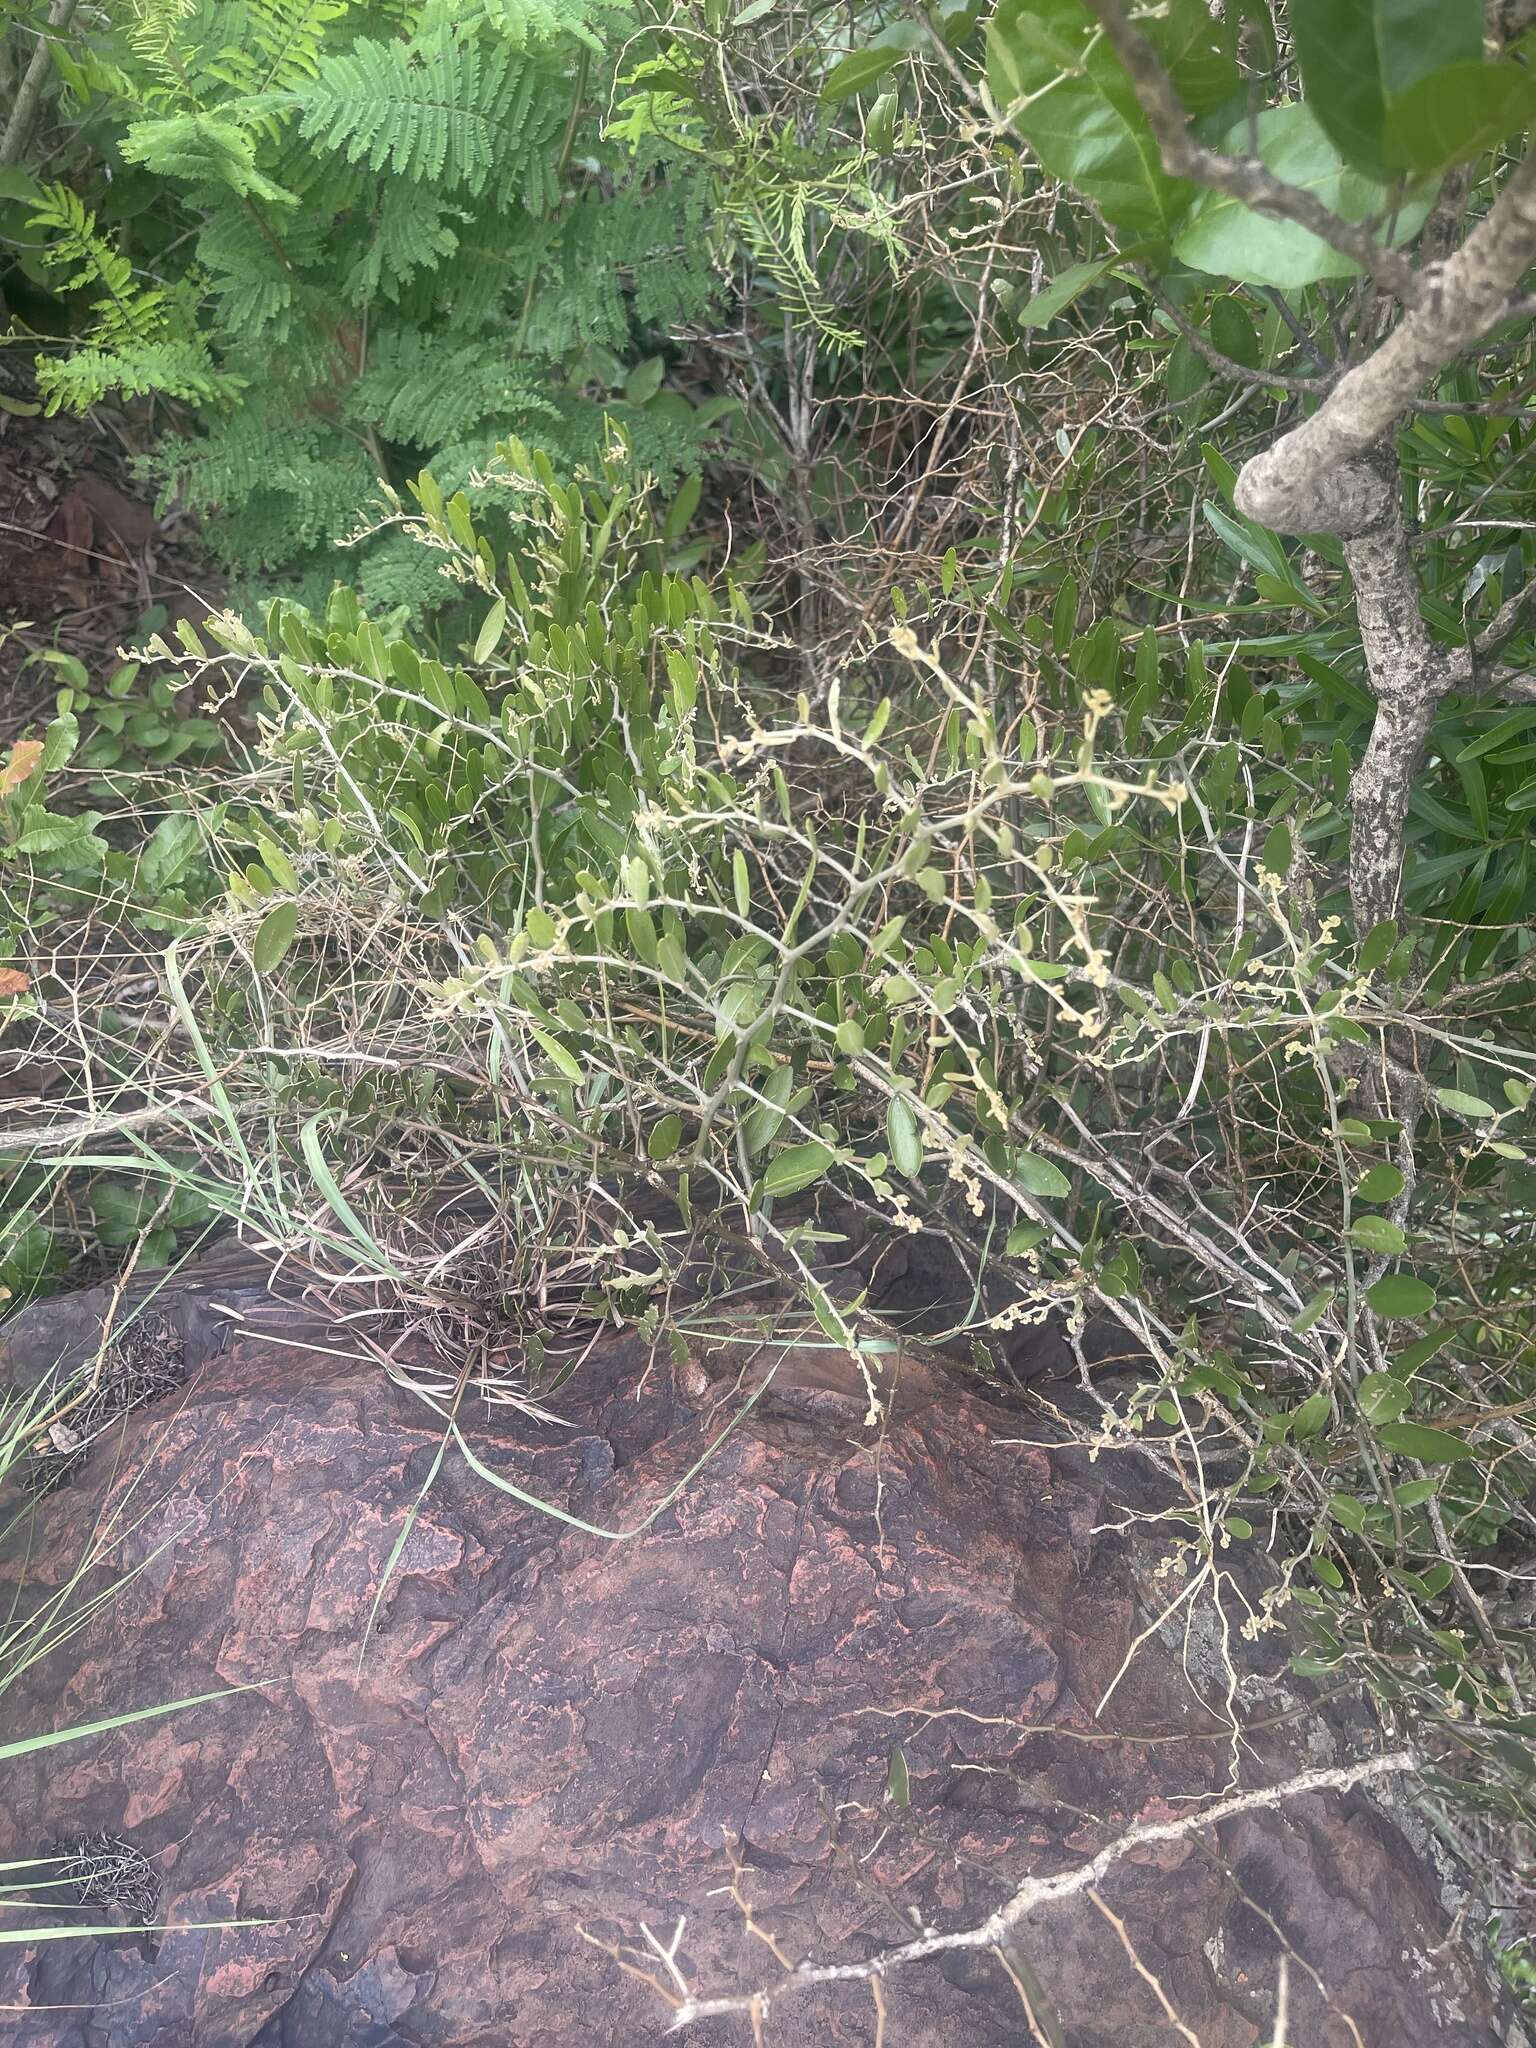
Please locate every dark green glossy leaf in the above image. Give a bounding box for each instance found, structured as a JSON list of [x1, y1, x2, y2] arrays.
[[1015, 1149, 1070, 1198], [1376, 1420, 1479, 1463], [1174, 105, 1435, 286], [1014, 254, 1123, 328], [253, 902, 298, 974], [647, 1113, 683, 1161], [1291, 0, 1480, 172], [761, 1140, 836, 1198], [1366, 1273, 1436, 1318], [987, 0, 1236, 233], [1384, 62, 1536, 173], [822, 48, 902, 101]]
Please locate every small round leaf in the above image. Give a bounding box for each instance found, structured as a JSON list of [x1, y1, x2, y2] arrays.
[[1366, 1274, 1437, 1320]]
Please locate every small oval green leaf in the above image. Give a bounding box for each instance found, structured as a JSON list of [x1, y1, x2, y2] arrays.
[[1015, 1150, 1070, 1199], [473, 597, 507, 663], [1435, 1087, 1496, 1119], [761, 1140, 836, 1199], [253, 902, 298, 975], [887, 1094, 923, 1178], [1348, 1215, 1408, 1256], [648, 1113, 683, 1162], [1376, 1421, 1478, 1464], [1291, 1389, 1332, 1440], [1366, 1274, 1437, 1320]]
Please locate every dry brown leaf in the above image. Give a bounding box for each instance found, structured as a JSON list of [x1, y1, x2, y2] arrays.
[[0, 967, 30, 997], [0, 740, 43, 796]]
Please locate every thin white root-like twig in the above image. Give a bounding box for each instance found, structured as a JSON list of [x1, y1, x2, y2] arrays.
[[664, 1750, 1414, 2030]]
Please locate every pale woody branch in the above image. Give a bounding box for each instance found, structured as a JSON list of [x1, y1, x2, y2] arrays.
[[663, 1751, 1413, 2031]]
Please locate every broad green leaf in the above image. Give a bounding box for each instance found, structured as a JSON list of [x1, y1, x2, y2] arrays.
[[625, 356, 665, 403], [1435, 1086, 1495, 1118], [1359, 918, 1398, 970], [1015, 1149, 1070, 1199], [887, 1093, 923, 1177], [1384, 63, 1536, 174], [1291, 1389, 1332, 1439], [13, 811, 95, 856], [1358, 1370, 1412, 1422], [1210, 295, 1260, 368], [761, 1140, 835, 1198], [648, 1113, 683, 1161], [626, 905, 659, 966], [1355, 1164, 1405, 1203], [140, 813, 202, 895], [530, 1026, 582, 1082], [987, 0, 1237, 234], [1395, 1328, 1450, 1375], [1292, 1286, 1335, 1334], [41, 712, 79, 771], [1367, 1273, 1436, 1318], [1174, 104, 1436, 287], [1392, 1478, 1441, 1507], [1291, 0, 1484, 174], [1014, 254, 1124, 328], [1375, 1420, 1478, 1464], [821, 49, 903, 101], [253, 902, 298, 974], [1349, 1214, 1408, 1255], [744, 1064, 796, 1156], [1203, 502, 1295, 587], [1261, 821, 1292, 875], [1006, 1221, 1047, 1254], [254, 833, 298, 892]]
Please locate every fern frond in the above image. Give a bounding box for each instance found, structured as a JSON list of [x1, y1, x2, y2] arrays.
[[35, 335, 242, 412], [26, 184, 167, 348], [119, 0, 198, 85], [520, 176, 716, 359], [120, 111, 299, 205], [345, 328, 558, 447], [416, 0, 606, 55], [343, 183, 466, 302], [249, 0, 352, 89], [269, 24, 568, 196], [151, 411, 373, 564]]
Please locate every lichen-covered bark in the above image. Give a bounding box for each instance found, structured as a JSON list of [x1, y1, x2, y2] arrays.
[[1084, 0, 1536, 934]]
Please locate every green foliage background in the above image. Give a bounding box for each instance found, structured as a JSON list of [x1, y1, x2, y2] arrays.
[[2, 0, 1536, 1994]]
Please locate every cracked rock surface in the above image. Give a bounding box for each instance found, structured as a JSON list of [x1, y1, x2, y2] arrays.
[[0, 1311, 1518, 2046]]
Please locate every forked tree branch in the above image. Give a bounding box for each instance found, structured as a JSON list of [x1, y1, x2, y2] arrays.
[[660, 1751, 1414, 2031], [1081, 0, 1422, 306], [1080, 0, 1536, 932]]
